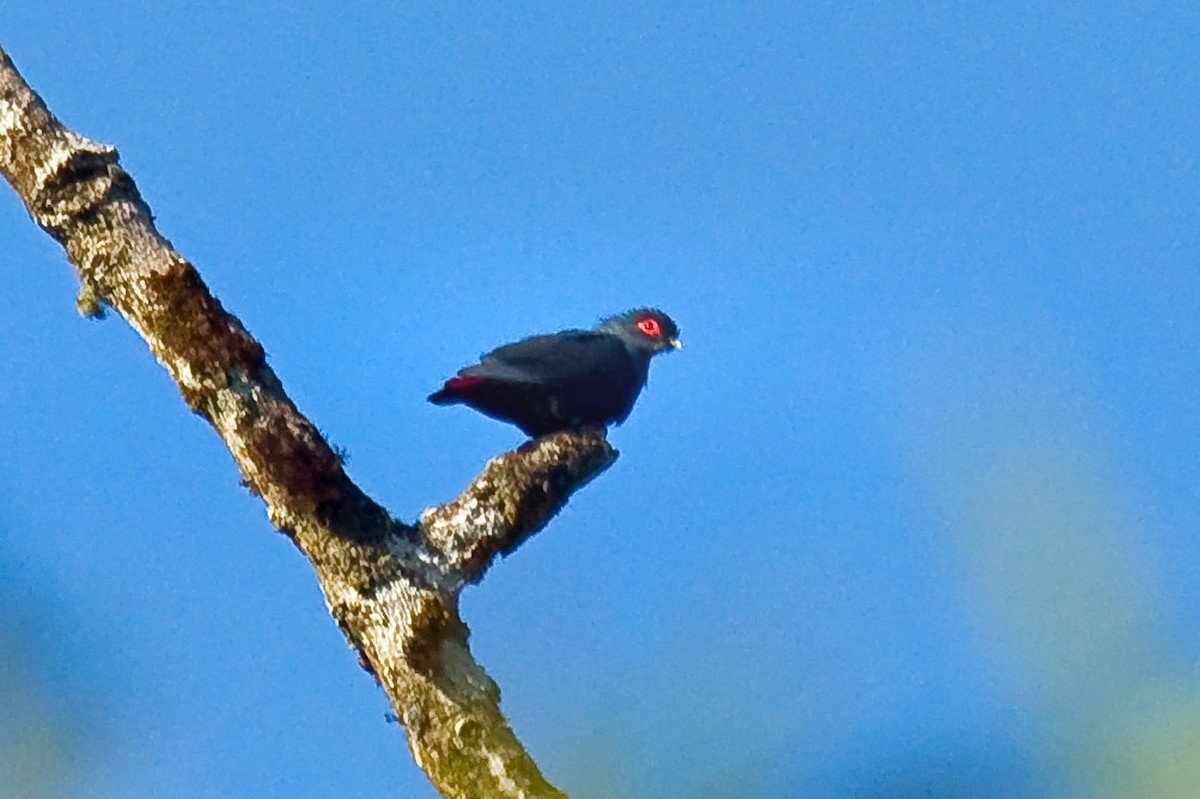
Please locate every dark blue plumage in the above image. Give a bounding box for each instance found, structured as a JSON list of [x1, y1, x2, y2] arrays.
[[429, 308, 680, 437]]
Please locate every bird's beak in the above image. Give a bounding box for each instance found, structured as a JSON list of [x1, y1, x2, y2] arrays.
[[669, 337, 682, 350]]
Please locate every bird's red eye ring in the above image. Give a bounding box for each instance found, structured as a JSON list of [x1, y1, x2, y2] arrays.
[[636, 317, 663, 337]]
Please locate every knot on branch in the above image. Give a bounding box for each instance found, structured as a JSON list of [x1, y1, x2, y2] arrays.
[[421, 429, 618, 588], [33, 142, 128, 237]]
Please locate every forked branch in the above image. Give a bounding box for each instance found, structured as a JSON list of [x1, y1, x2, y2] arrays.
[[0, 45, 613, 799]]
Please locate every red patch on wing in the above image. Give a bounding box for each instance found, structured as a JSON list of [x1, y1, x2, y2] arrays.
[[446, 375, 484, 392]]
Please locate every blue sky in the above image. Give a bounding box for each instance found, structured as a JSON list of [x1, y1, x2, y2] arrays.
[[2, 3, 1198, 798]]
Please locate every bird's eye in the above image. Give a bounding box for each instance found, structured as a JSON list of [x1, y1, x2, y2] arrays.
[[637, 317, 662, 337]]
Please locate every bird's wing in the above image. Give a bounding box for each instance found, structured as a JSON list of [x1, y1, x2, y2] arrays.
[[464, 331, 631, 386]]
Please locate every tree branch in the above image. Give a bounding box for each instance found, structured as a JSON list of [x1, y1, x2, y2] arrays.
[[1, 45, 613, 799]]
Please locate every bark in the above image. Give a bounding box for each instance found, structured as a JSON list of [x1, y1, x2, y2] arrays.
[[0, 45, 614, 799]]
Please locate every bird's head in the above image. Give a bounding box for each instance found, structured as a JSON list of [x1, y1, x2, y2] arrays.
[[599, 308, 682, 354]]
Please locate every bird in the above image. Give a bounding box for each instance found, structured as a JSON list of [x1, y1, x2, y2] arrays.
[[428, 308, 681, 437]]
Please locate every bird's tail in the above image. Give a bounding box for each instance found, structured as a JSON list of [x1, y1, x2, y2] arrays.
[[427, 388, 456, 405], [427, 375, 483, 405]]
